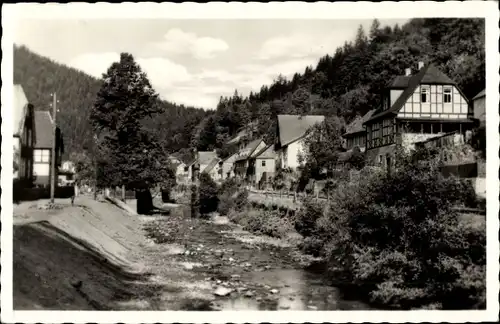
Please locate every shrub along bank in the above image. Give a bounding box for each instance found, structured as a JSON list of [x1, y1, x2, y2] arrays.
[[197, 146, 485, 310], [293, 147, 485, 310]]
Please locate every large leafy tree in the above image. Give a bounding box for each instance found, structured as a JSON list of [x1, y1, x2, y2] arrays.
[[90, 53, 175, 205], [299, 116, 345, 181]]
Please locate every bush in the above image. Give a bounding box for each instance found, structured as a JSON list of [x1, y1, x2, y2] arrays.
[[299, 147, 486, 309], [294, 198, 325, 238], [199, 172, 219, 216], [217, 178, 248, 215]]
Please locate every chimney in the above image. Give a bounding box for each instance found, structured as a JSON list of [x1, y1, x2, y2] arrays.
[[405, 68, 412, 76], [418, 61, 425, 70]]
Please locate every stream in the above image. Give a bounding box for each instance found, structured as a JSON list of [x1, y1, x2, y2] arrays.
[[142, 205, 373, 311]]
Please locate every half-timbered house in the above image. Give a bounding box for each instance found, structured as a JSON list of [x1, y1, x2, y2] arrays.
[[363, 62, 475, 168]]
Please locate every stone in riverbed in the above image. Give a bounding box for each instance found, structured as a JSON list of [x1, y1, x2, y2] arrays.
[[270, 289, 279, 294], [307, 305, 318, 310], [244, 291, 254, 298], [213, 287, 233, 297]]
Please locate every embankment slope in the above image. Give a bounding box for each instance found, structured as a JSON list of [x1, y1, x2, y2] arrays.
[[13, 198, 158, 310]]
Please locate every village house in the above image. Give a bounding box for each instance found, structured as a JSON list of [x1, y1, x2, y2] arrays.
[[187, 150, 218, 181], [471, 89, 485, 127], [202, 157, 222, 182], [58, 160, 76, 186], [219, 152, 238, 180], [343, 109, 376, 152], [363, 62, 475, 169], [13, 85, 35, 183], [33, 110, 64, 187], [169, 155, 189, 184], [233, 138, 267, 181], [247, 144, 276, 189], [275, 114, 325, 170]]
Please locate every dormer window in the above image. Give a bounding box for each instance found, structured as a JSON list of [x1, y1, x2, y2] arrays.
[[421, 86, 429, 103], [443, 87, 452, 103]]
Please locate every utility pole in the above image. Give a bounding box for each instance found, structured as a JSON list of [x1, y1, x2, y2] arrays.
[[50, 93, 58, 204], [93, 134, 98, 200]]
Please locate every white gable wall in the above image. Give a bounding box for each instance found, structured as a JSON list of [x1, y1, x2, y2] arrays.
[[390, 89, 404, 107], [283, 138, 307, 170], [398, 84, 468, 119]]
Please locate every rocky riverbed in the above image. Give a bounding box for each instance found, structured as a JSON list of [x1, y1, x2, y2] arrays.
[[142, 207, 372, 311]]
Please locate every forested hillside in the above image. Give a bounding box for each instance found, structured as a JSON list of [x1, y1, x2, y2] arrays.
[[13, 45, 209, 160], [193, 18, 485, 159]]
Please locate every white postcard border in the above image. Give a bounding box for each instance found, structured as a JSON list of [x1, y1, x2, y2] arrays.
[[1, 2, 499, 323]]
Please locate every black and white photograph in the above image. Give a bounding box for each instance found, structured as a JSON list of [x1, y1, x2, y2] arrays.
[[1, 2, 498, 323]]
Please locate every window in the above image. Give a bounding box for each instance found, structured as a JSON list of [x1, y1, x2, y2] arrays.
[[443, 88, 452, 103], [261, 160, 266, 167], [34, 149, 50, 163], [421, 87, 429, 103]]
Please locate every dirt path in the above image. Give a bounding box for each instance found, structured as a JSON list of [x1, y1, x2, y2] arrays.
[[13, 196, 371, 311]]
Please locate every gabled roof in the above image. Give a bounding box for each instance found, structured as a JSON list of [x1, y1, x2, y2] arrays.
[[387, 76, 411, 89], [34, 111, 55, 148], [253, 144, 276, 159], [168, 156, 184, 169], [472, 89, 485, 100], [235, 138, 264, 162], [203, 157, 220, 173], [198, 151, 217, 165], [277, 114, 325, 147], [366, 63, 460, 124], [343, 109, 377, 137], [222, 152, 238, 163], [14, 84, 29, 136]]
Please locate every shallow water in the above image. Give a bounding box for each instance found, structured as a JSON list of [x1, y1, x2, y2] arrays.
[[215, 268, 371, 311], [143, 209, 373, 311]]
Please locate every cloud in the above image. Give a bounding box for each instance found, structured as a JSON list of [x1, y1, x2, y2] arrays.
[[256, 31, 351, 61], [235, 58, 317, 88], [68, 52, 192, 87], [68, 51, 231, 109], [69, 52, 121, 79], [153, 28, 229, 60], [67, 53, 318, 110]]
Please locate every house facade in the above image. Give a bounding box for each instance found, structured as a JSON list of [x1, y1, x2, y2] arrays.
[[33, 111, 64, 187], [343, 109, 376, 152], [202, 157, 222, 182], [472, 89, 485, 127], [363, 62, 475, 168], [169, 156, 189, 184], [13, 85, 35, 183], [275, 114, 325, 170], [234, 139, 266, 180], [58, 160, 76, 186], [248, 144, 276, 189], [220, 153, 237, 180]]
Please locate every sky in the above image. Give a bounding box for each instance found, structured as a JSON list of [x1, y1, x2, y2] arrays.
[[14, 18, 409, 109]]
